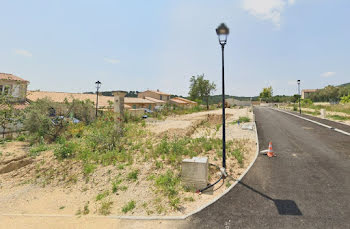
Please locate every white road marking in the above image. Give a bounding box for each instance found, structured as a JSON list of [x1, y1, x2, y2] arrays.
[[271, 108, 350, 137]]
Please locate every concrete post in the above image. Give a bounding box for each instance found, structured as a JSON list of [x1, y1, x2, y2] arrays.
[[113, 91, 127, 124], [320, 109, 326, 119]]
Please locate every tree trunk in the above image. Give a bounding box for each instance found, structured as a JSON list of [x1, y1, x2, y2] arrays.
[[206, 97, 209, 110]]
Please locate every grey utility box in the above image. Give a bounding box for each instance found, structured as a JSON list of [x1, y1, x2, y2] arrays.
[[181, 157, 208, 190]]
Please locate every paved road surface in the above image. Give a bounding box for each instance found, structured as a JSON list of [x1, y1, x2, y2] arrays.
[[186, 106, 350, 229]]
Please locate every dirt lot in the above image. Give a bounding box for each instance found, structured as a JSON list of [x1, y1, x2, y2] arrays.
[[0, 107, 257, 217]]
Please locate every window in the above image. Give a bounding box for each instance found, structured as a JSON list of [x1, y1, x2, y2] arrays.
[[148, 104, 152, 109], [167, 96, 170, 101], [0, 85, 3, 94], [160, 95, 163, 100], [132, 105, 136, 109], [4, 85, 10, 95]]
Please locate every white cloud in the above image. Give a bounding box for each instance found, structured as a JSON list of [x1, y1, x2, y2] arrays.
[[242, 0, 295, 27], [321, 72, 336, 78], [14, 49, 32, 57], [104, 57, 120, 64]]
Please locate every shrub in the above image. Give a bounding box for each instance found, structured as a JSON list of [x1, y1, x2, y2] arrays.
[[235, 116, 250, 124], [127, 170, 139, 181], [54, 139, 78, 159], [122, 200, 136, 213]]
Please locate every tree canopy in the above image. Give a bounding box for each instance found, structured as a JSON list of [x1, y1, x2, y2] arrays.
[[189, 74, 216, 109]]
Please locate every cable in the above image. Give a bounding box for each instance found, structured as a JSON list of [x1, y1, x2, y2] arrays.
[[197, 163, 225, 194]]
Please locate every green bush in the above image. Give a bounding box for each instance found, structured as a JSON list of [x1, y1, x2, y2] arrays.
[[127, 170, 139, 181], [155, 170, 180, 198], [54, 139, 78, 159]]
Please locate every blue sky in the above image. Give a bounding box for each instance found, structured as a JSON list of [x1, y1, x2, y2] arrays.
[[0, 0, 349, 97]]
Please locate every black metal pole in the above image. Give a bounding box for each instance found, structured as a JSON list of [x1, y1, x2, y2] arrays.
[[96, 87, 99, 118], [221, 44, 226, 169], [298, 82, 301, 115]]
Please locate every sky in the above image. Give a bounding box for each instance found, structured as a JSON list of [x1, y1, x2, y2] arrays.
[[0, 0, 349, 97]]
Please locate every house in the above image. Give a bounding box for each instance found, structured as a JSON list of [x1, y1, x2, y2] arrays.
[[26, 91, 156, 111], [143, 97, 166, 106], [0, 73, 29, 103], [138, 90, 171, 102], [301, 89, 317, 99], [170, 97, 197, 107], [124, 97, 156, 110]]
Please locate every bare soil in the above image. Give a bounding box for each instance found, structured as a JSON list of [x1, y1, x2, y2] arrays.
[[0, 107, 257, 217]]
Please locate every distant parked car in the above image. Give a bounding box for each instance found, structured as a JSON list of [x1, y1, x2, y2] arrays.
[[144, 108, 153, 114]]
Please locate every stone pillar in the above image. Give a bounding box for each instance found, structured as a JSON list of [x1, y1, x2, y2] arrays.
[[113, 91, 127, 123], [320, 109, 326, 119]]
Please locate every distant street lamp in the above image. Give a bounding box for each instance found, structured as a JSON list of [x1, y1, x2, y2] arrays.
[[297, 80, 301, 115], [95, 80, 101, 118], [216, 23, 229, 170]]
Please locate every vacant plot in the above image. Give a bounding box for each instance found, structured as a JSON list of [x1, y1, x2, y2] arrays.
[[0, 107, 256, 216]]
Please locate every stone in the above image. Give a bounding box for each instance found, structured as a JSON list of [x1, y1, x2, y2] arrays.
[[181, 157, 208, 190]]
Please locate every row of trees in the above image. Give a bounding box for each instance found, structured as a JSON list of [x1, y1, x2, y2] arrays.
[[308, 85, 350, 102]]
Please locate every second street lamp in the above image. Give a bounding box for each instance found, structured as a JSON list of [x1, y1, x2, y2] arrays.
[[95, 80, 101, 118], [297, 80, 301, 115], [216, 23, 229, 171]]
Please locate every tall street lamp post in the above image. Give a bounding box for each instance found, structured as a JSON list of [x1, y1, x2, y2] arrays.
[[95, 80, 101, 118], [297, 80, 301, 115], [216, 23, 229, 170]]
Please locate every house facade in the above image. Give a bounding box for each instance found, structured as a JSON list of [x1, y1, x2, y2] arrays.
[[301, 89, 317, 99], [0, 73, 29, 102], [138, 90, 171, 102]]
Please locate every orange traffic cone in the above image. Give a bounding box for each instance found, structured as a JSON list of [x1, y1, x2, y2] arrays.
[[267, 142, 276, 157]]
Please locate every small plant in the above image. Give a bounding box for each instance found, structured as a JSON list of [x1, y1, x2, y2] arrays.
[[127, 170, 139, 181], [16, 134, 26, 141], [29, 144, 49, 157], [96, 190, 110, 201], [122, 200, 136, 213], [169, 197, 180, 210], [231, 149, 243, 165], [117, 164, 125, 170], [99, 201, 113, 215], [226, 181, 232, 188], [120, 186, 128, 191], [59, 206, 65, 210], [155, 170, 180, 198], [83, 163, 96, 175], [111, 178, 122, 193], [184, 197, 194, 202], [83, 202, 90, 215], [234, 116, 250, 124]]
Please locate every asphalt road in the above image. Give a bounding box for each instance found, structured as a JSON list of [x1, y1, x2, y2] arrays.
[[185, 106, 350, 229]]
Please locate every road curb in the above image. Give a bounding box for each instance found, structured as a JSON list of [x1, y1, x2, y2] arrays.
[[272, 108, 350, 136], [1, 123, 260, 221]]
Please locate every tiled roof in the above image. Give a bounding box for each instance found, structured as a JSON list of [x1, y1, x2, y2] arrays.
[[172, 97, 197, 104], [0, 73, 29, 83], [124, 97, 155, 104], [0, 102, 29, 110], [26, 91, 155, 108], [27, 91, 113, 108], [170, 98, 188, 104], [144, 97, 166, 103], [142, 90, 171, 96]]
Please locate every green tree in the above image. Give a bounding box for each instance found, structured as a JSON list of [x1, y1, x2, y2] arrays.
[[189, 74, 216, 110], [259, 87, 273, 101]]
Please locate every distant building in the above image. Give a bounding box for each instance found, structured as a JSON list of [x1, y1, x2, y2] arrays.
[[170, 97, 197, 107], [301, 89, 317, 99], [0, 73, 29, 102], [138, 90, 171, 102], [26, 91, 157, 110]]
